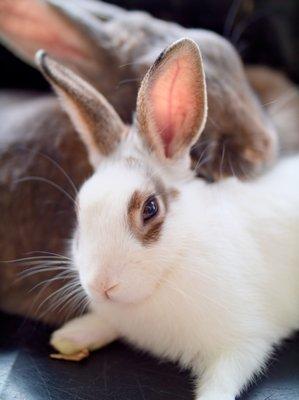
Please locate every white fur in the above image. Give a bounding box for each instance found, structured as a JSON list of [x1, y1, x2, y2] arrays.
[[52, 145, 299, 400], [47, 37, 298, 400]]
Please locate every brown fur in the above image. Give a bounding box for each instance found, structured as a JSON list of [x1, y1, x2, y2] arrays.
[[143, 220, 164, 244], [0, 0, 283, 177], [246, 66, 299, 155], [37, 52, 126, 158], [128, 191, 166, 246], [128, 177, 175, 246], [0, 0, 138, 122], [0, 93, 92, 325]]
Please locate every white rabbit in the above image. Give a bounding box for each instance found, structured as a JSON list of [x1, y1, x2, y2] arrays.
[[36, 38, 299, 400]]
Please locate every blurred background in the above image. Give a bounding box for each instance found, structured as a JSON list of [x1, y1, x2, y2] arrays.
[[0, 0, 298, 90]]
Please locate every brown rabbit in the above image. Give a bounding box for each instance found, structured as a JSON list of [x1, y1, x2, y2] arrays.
[[0, 0, 278, 179], [0, 93, 91, 324], [0, 0, 298, 325]]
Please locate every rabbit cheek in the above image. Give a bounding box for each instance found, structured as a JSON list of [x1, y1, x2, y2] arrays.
[[106, 276, 157, 304], [72, 240, 160, 305]]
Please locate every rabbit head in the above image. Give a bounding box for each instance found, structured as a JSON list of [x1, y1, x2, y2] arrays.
[[36, 38, 207, 304]]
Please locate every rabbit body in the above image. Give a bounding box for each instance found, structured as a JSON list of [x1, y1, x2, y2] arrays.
[[53, 152, 299, 400], [95, 157, 299, 352], [36, 37, 299, 399], [95, 155, 299, 367]]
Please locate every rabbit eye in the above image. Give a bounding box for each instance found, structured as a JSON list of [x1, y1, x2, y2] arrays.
[[142, 196, 159, 223]]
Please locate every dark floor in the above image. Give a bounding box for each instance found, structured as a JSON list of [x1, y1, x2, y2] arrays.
[[0, 312, 298, 400]]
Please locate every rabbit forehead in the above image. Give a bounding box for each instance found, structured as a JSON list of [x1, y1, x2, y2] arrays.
[[78, 158, 158, 216], [76, 158, 174, 247]]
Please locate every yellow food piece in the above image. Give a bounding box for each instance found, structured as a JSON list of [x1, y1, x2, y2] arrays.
[[50, 348, 89, 362]]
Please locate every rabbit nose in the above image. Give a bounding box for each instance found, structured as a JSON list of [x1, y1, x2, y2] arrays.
[[104, 283, 119, 299]]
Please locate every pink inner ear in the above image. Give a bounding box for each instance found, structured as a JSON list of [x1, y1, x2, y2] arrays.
[[150, 57, 199, 158]]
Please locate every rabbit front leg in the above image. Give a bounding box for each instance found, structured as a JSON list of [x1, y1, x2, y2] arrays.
[[194, 340, 272, 400], [50, 312, 118, 355]]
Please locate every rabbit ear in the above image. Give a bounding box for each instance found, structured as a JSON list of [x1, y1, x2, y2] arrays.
[[136, 38, 207, 161], [0, 0, 106, 79], [36, 50, 126, 168]]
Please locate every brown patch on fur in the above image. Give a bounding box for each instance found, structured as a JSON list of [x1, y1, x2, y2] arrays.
[[168, 188, 180, 200], [128, 189, 165, 245], [128, 190, 144, 219], [127, 171, 176, 245], [143, 220, 164, 244]]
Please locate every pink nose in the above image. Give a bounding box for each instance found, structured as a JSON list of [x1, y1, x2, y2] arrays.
[[104, 283, 119, 299]]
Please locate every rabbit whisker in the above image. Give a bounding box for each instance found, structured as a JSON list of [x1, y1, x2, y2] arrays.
[[267, 89, 298, 113], [27, 250, 71, 260], [219, 141, 227, 180], [17, 264, 71, 275], [43, 285, 83, 316], [15, 267, 73, 283], [16, 147, 79, 196], [28, 270, 75, 293], [1, 256, 70, 264], [228, 152, 237, 179], [36, 279, 81, 313], [14, 176, 77, 206], [162, 275, 231, 314]]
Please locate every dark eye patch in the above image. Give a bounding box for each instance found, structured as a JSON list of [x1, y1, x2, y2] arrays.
[[127, 182, 179, 246]]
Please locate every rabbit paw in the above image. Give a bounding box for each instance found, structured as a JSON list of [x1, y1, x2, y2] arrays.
[[50, 313, 118, 355], [51, 327, 89, 355]]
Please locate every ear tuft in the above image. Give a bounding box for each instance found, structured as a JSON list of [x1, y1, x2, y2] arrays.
[[137, 38, 207, 161], [35, 49, 48, 70], [36, 50, 65, 94]]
